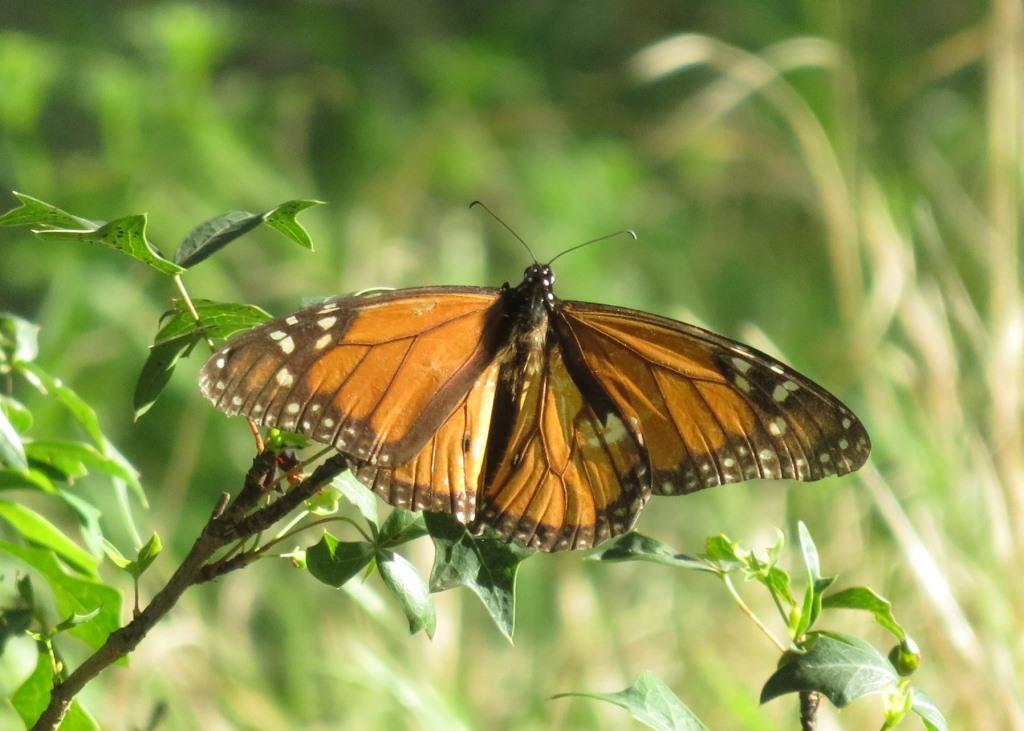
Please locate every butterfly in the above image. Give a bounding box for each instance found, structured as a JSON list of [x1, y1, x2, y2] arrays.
[[198, 242, 870, 552]]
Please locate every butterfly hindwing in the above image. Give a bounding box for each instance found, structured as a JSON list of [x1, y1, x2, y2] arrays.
[[198, 287, 507, 466], [557, 301, 871, 496]]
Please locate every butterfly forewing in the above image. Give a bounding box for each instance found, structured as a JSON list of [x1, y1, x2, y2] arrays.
[[198, 287, 506, 465], [557, 301, 870, 495]]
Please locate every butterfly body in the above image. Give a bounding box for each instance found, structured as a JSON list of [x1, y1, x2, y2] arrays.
[[200, 262, 870, 552]]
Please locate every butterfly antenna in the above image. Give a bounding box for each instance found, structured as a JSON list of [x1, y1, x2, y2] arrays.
[[469, 200, 538, 263], [547, 228, 638, 265]]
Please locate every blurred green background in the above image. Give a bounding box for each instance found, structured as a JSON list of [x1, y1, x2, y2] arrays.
[[1, 1, 1020, 729]]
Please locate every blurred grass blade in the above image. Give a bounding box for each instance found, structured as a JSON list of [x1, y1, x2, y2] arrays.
[[553, 671, 710, 731]]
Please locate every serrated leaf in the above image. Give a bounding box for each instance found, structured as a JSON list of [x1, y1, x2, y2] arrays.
[[0, 312, 40, 363], [133, 332, 200, 419], [553, 671, 709, 731], [760, 631, 899, 707], [425, 512, 531, 642], [333, 472, 379, 525], [822, 586, 907, 642], [152, 300, 271, 345], [174, 209, 265, 267], [0, 541, 120, 650], [376, 548, 435, 638], [378, 509, 427, 547], [12, 648, 99, 730], [0, 501, 98, 576], [306, 533, 374, 587], [0, 406, 27, 472], [911, 688, 947, 731], [0, 395, 32, 433], [0, 191, 97, 229], [34, 214, 183, 275], [586, 531, 712, 572], [262, 199, 324, 250]]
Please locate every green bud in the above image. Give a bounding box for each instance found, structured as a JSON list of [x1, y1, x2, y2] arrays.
[[888, 637, 921, 676]]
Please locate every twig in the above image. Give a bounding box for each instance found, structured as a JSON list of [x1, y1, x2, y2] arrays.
[[721, 574, 788, 653], [800, 690, 820, 730], [30, 452, 349, 730]]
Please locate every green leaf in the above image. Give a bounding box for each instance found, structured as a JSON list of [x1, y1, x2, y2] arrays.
[[0, 468, 57, 493], [151, 299, 271, 345], [378, 509, 428, 547], [822, 586, 907, 642], [57, 492, 106, 557], [553, 671, 709, 731], [53, 607, 101, 633], [0, 541, 121, 650], [760, 631, 900, 707], [0, 312, 40, 363], [0, 501, 99, 576], [262, 199, 324, 250], [332, 472, 379, 526], [102, 538, 132, 570], [0, 191, 96, 230], [133, 533, 162, 577], [173, 199, 323, 268], [0, 405, 27, 472], [702, 534, 746, 568], [306, 533, 374, 587], [12, 648, 99, 730], [174, 209, 266, 267], [586, 531, 712, 572], [911, 688, 948, 731], [34, 214, 183, 275], [25, 440, 139, 488], [376, 548, 436, 638], [0, 395, 32, 433], [425, 512, 531, 642], [795, 522, 835, 637], [0, 633, 38, 697], [133, 333, 200, 419]]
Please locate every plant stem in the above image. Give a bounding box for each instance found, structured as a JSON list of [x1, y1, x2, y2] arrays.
[[30, 453, 348, 731], [721, 574, 788, 653], [800, 690, 820, 730]]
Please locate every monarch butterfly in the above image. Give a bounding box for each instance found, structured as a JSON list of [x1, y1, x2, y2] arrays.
[[198, 232, 870, 552]]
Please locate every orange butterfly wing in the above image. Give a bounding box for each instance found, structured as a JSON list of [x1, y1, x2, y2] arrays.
[[198, 287, 507, 466], [555, 301, 871, 495]]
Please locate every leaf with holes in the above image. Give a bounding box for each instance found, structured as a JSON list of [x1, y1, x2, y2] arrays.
[[425, 512, 531, 642], [760, 631, 899, 707], [0, 191, 97, 230], [34, 214, 183, 275], [0, 542, 120, 650], [586, 531, 712, 572], [376, 548, 435, 638], [306, 533, 374, 587], [554, 671, 709, 731], [173, 199, 323, 268]]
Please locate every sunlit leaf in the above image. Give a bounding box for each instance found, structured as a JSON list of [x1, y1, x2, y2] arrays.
[[795, 522, 835, 637], [553, 671, 709, 731], [0, 191, 96, 229], [0, 501, 99, 576], [0, 395, 32, 433], [0, 312, 40, 363], [24, 440, 139, 489], [0, 406, 27, 472], [0, 468, 56, 493], [911, 688, 948, 731], [376, 548, 435, 638], [11, 648, 99, 730], [822, 586, 907, 642], [332, 472, 378, 525], [425, 512, 531, 642], [33, 214, 183, 275], [306, 533, 374, 587], [53, 607, 101, 633], [151, 299, 271, 345], [587, 531, 712, 572], [760, 631, 899, 707], [0, 541, 121, 650], [173, 199, 323, 268]]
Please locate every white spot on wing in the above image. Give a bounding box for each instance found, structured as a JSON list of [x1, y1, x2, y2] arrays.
[[731, 357, 752, 373], [276, 368, 294, 387], [269, 330, 287, 341], [215, 357, 225, 369], [315, 333, 331, 350], [317, 316, 337, 330], [286, 402, 300, 414], [285, 316, 299, 325], [279, 336, 295, 354], [772, 385, 789, 402]]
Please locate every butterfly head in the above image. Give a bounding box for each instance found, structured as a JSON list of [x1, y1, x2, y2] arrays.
[[521, 263, 557, 307]]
